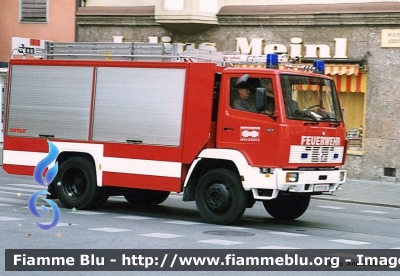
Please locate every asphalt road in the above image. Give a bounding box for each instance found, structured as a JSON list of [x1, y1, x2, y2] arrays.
[[1, 170, 400, 276]]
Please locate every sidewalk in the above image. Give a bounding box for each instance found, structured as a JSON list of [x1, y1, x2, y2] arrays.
[[316, 179, 400, 208], [0, 143, 398, 207]]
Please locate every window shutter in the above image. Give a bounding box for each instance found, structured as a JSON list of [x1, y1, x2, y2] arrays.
[[21, 0, 47, 23]]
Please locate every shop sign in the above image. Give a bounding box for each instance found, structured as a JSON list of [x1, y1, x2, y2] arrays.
[[149, 36, 348, 59], [236, 37, 348, 58], [381, 29, 400, 47], [11, 37, 51, 56]]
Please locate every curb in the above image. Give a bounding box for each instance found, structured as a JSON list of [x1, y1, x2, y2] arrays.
[[313, 195, 400, 209]]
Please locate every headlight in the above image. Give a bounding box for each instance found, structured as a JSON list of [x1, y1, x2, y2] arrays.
[[286, 172, 299, 182]]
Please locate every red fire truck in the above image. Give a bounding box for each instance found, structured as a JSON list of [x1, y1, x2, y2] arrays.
[[3, 43, 347, 225]]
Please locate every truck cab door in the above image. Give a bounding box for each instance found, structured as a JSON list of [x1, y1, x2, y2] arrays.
[[217, 75, 280, 166]]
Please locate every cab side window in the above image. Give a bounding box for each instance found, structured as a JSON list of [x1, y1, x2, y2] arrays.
[[231, 78, 256, 112], [230, 77, 275, 115]]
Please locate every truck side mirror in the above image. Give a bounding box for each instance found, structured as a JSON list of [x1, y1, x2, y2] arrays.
[[255, 88, 266, 111]]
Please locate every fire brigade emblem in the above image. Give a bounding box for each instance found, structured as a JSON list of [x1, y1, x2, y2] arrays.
[[240, 126, 260, 142]]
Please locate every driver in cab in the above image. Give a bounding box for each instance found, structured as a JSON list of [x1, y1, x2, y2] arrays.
[[233, 81, 257, 112]]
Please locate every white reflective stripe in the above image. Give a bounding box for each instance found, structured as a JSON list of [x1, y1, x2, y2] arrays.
[[3, 142, 105, 167], [3, 150, 46, 166], [102, 157, 181, 178], [4, 142, 105, 185], [3, 150, 182, 179]]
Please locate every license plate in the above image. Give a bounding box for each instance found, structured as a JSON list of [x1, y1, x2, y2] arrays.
[[314, 184, 330, 192]]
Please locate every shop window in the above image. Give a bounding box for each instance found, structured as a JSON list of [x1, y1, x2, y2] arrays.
[[339, 91, 365, 153], [20, 0, 48, 23], [328, 67, 366, 155]]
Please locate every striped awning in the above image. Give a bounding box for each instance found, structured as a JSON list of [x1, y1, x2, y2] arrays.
[[325, 64, 360, 76], [325, 64, 366, 93], [331, 74, 366, 93]]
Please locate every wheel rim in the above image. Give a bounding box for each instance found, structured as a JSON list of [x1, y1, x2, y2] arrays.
[[62, 168, 87, 200], [205, 183, 232, 214]]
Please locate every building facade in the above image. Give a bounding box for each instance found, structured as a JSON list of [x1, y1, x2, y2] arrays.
[[0, 0, 77, 62], [0, 0, 78, 142]]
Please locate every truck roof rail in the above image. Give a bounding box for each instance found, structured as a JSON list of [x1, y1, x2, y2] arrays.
[[10, 41, 318, 70]]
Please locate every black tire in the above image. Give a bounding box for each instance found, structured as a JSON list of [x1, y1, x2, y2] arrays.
[[263, 194, 310, 220], [54, 157, 107, 209], [124, 189, 170, 206], [195, 168, 247, 225]]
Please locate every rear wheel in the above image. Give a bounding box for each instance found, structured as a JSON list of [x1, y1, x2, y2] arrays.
[[263, 193, 310, 220], [195, 168, 247, 225], [124, 189, 170, 206], [54, 157, 107, 209]]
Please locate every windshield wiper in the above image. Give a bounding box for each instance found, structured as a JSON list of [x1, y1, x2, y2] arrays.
[[324, 117, 341, 127], [294, 109, 319, 125]]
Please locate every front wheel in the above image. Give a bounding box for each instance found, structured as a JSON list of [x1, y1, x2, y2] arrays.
[[195, 168, 247, 225], [54, 157, 106, 209], [263, 193, 310, 220]]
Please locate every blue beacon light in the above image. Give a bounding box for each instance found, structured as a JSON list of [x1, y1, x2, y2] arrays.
[[313, 60, 325, 74], [266, 53, 279, 69]]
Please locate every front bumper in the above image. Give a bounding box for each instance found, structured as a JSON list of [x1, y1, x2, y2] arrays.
[[246, 168, 346, 200]]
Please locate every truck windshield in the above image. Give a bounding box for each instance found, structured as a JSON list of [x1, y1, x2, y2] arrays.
[[280, 74, 343, 122]]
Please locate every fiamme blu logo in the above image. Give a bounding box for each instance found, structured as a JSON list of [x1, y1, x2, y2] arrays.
[[28, 140, 60, 230]]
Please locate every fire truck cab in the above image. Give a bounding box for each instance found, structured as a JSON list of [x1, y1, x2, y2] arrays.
[[3, 44, 347, 225]]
